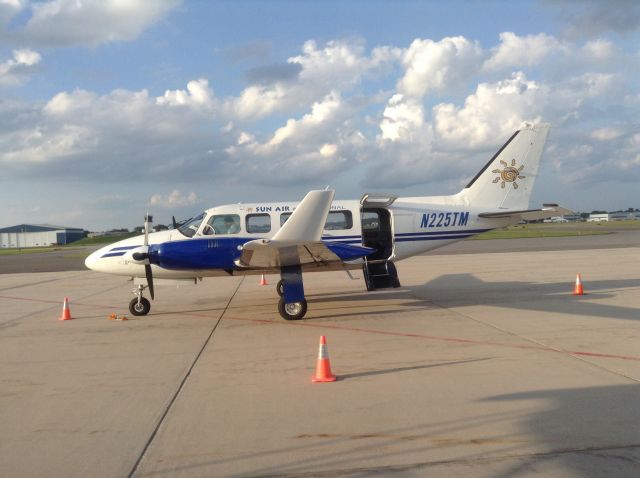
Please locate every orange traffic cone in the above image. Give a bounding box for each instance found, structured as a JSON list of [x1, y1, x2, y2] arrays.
[[260, 273, 268, 286], [312, 336, 336, 382], [573, 273, 584, 295], [58, 297, 73, 321]]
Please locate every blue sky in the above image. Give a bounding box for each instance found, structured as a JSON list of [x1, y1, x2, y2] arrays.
[[1, 0, 639, 230]]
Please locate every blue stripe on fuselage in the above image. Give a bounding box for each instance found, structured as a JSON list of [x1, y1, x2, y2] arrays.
[[110, 245, 139, 251], [100, 251, 127, 258]]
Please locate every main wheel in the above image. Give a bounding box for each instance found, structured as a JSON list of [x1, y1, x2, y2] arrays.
[[276, 280, 284, 297], [278, 297, 307, 320], [129, 297, 151, 316]]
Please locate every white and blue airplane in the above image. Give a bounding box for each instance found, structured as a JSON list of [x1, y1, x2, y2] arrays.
[[85, 123, 571, 320]]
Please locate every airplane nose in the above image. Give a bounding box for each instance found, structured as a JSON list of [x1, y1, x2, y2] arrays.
[[84, 248, 103, 271]]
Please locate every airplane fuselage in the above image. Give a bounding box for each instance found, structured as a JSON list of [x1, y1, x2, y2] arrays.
[[86, 194, 512, 279]]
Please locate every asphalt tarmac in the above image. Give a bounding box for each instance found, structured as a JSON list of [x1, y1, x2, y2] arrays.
[[1, 233, 639, 477]]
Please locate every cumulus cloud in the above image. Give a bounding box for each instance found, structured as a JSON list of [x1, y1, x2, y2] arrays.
[[483, 32, 566, 71], [398, 36, 483, 98], [0, 48, 41, 85], [156, 79, 215, 108], [433, 72, 545, 148], [225, 39, 400, 120], [378, 94, 425, 142], [149, 190, 198, 208], [2, 0, 181, 47], [1, 32, 638, 203], [224, 91, 366, 183], [0, 79, 229, 183]]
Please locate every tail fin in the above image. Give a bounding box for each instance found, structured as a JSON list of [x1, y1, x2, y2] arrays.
[[458, 124, 550, 210]]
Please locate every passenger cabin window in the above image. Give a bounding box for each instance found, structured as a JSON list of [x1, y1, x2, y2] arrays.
[[246, 213, 271, 233], [280, 212, 292, 227], [325, 211, 353, 230], [280, 210, 353, 230], [203, 214, 241, 235]]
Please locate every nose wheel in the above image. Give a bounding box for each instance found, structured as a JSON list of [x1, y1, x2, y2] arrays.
[[129, 284, 151, 316], [129, 297, 151, 316]]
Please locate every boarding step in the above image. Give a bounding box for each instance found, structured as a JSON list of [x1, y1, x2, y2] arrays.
[[363, 260, 401, 291]]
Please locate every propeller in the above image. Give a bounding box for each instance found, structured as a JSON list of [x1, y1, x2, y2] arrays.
[[172, 215, 178, 229], [132, 214, 155, 300]]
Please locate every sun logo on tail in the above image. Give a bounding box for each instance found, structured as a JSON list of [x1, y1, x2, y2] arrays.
[[492, 159, 525, 189]]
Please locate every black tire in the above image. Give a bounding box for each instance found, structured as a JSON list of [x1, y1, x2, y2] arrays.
[[278, 297, 307, 320], [276, 280, 284, 297], [129, 297, 151, 316]]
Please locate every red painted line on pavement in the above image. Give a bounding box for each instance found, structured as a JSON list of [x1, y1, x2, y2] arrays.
[[3, 294, 640, 363], [212, 314, 640, 363]]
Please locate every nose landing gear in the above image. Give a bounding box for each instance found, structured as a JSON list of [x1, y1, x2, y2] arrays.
[[129, 284, 151, 316]]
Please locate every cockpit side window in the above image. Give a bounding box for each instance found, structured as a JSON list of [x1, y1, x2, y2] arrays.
[[203, 214, 241, 235], [177, 213, 205, 238]]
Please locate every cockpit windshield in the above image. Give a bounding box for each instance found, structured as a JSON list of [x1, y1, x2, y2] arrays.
[[177, 213, 205, 238]]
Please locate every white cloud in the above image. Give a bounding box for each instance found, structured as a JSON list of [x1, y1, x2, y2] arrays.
[[149, 190, 198, 208], [1, 80, 227, 181], [3, 0, 181, 47], [483, 32, 566, 71], [156, 79, 215, 108], [224, 91, 367, 184], [433, 72, 544, 148], [225, 39, 400, 120], [378, 94, 425, 142], [0, 48, 41, 85], [267, 91, 342, 148], [398, 36, 483, 98], [1, 33, 638, 209]]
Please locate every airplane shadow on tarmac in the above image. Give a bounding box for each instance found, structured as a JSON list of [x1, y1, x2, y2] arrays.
[[307, 274, 640, 323], [481, 383, 640, 477], [139, 383, 640, 477]]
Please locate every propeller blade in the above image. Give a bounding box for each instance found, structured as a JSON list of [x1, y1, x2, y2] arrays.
[[145, 264, 154, 300], [172, 215, 178, 229], [143, 213, 153, 246]]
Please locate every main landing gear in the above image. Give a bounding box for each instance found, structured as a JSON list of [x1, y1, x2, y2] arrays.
[[129, 283, 151, 316], [276, 265, 308, 320]]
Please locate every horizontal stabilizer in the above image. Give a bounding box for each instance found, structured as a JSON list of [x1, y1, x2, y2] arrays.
[[479, 205, 574, 221], [236, 240, 374, 268]]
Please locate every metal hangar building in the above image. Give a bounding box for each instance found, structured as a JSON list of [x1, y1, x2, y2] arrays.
[[0, 224, 85, 248]]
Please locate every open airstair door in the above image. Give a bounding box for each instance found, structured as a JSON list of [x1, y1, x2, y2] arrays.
[[360, 193, 400, 291]]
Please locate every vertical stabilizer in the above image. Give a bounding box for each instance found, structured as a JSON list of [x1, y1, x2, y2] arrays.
[[458, 124, 550, 210]]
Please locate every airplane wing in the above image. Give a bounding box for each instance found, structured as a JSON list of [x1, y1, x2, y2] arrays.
[[478, 204, 574, 221], [236, 189, 374, 268]]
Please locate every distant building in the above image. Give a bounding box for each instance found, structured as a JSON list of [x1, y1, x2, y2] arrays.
[[588, 212, 640, 222], [0, 224, 85, 248], [587, 213, 610, 222]]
